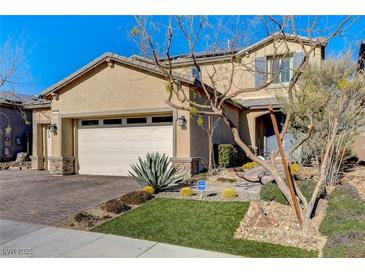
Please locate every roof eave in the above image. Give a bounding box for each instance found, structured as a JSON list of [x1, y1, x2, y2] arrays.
[[41, 53, 196, 97]]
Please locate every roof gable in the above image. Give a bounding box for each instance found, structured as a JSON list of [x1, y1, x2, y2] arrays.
[[41, 52, 196, 97]]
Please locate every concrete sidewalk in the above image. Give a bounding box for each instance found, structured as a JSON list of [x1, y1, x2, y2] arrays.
[[0, 219, 237, 258]]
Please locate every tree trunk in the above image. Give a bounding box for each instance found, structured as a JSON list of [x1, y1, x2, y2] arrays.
[[306, 119, 339, 220], [207, 115, 213, 172], [221, 114, 292, 202]]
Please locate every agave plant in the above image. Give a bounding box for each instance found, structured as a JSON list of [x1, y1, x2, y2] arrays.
[[129, 152, 184, 193]]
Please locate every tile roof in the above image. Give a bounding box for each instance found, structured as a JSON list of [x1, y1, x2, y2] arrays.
[[131, 32, 325, 66], [41, 52, 196, 96], [0, 90, 38, 105]]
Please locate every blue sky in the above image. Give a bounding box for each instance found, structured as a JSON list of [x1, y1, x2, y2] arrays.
[[1, 15, 364, 95]]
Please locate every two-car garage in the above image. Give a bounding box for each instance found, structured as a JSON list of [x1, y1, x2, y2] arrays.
[[77, 115, 174, 176]]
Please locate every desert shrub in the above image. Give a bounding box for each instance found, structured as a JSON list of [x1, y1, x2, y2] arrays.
[[222, 188, 237, 199], [129, 152, 183, 193], [242, 161, 257, 171], [260, 179, 316, 205], [292, 145, 313, 166], [290, 163, 300, 175], [218, 144, 246, 168], [180, 187, 193, 197], [101, 199, 131, 214], [143, 186, 155, 194], [120, 190, 153, 205]]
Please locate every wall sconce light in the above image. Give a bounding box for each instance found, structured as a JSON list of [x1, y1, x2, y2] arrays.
[[48, 124, 58, 134], [177, 115, 186, 127]]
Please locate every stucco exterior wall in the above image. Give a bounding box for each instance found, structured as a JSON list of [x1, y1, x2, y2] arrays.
[[30, 107, 51, 169], [189, 89, 240, 167], [48, 62, 192, 160], [172, 41, 323, 100]]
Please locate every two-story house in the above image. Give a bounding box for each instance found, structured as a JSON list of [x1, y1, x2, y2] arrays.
[[28, 34, 324, 177]]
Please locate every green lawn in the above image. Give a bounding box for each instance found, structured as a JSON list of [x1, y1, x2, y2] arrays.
[[93, 198, 316, 258], [319, 184, 365, 257]]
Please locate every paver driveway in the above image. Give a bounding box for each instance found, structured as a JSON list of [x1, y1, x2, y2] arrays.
[[0, 170, 140, 225]]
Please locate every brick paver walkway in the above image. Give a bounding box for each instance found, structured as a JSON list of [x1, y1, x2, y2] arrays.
[[0, 170, 140, 225]]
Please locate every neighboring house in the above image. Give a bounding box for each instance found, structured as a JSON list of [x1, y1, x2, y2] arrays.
[[28, 34, 324, 176], [0, 91, 34, 161]]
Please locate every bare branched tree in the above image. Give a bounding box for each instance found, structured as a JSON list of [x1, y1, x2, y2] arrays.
[[132, 15, 355, 226], [0, 36, 31, 125]]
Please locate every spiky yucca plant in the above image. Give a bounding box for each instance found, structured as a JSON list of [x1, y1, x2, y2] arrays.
[[129, 152, 183, 193]]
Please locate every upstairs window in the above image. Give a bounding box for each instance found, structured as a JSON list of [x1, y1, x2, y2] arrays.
[[268, 56, 291, 84], [192, 67, 201, 80]]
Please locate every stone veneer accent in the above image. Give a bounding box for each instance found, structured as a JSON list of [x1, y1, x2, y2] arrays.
[[30, 156, 45, 170], [48, 156, 75, 175], [171, 157, 200, 176]]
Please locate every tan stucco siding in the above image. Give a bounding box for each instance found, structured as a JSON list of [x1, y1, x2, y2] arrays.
[[172, 41, 323, 100], [52, 63, 178, 114], [49, 62, 192, 159], [239, 109, 273, 151], [32, 108, 51, 157], [189, 91, 239, 166], [175, 108, 191, 158]]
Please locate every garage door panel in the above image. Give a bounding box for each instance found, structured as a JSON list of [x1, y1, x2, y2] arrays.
[[78, 125, 173, 176]]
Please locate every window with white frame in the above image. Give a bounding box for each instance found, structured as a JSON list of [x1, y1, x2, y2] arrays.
[[267, 56, 292, 84]]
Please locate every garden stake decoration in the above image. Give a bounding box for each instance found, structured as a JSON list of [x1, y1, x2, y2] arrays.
[[269, 106, 303, 226]]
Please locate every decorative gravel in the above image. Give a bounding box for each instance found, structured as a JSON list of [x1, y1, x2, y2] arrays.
[[234, 201, 327, 252], [155, 184, 260, 202]]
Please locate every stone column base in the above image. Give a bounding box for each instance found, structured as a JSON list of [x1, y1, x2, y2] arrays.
[[30, 156, 45, 170], [49, 156, 75, 175], [171, 157, 200, 176]]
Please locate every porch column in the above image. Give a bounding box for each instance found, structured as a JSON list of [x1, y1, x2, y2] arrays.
[[30, 123, 45, 170], [48, 115, 75, 175]]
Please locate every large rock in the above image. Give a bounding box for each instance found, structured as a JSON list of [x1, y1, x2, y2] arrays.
[[15, 152, 29, 163], [245, 201, 279, 228]]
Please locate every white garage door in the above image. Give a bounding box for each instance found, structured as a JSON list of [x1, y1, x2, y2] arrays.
[[77, 118, 173, 176]]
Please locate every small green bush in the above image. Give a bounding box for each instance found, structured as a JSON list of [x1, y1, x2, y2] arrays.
[[180, 187, 194, 197], [260, 179, 316, 205], [223, 188, 237, 199], [242, 161, 257, 170], [218, 144, 246, 168], [143, 186, 155, 194], [120, 190, 153, 205], [102, 199, 131, 214]]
